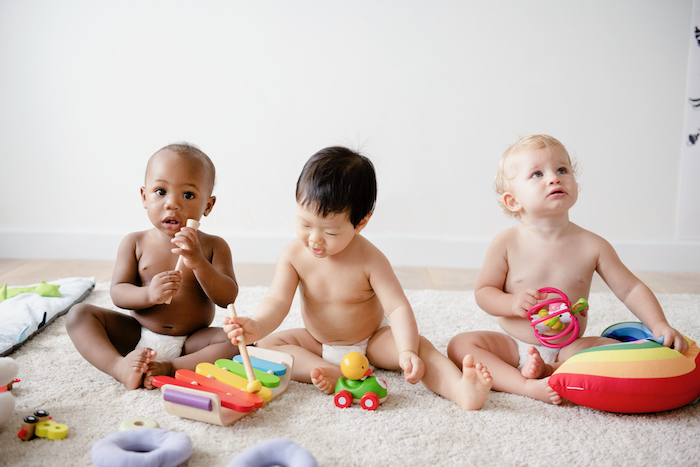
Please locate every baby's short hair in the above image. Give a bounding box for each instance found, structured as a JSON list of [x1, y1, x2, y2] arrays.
[[296, 146, 377, 228], [149, 142, 216, 194], [495, 134, 578, 218]]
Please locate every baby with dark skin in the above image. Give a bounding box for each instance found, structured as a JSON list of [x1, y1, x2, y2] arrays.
[[66, 143, 239, 389]]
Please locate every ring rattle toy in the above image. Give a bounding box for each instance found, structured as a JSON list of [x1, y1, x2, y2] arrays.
[[527, 287, 589, 348]]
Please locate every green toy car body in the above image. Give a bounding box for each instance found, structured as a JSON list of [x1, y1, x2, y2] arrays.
[[334, 375, 388, 411]]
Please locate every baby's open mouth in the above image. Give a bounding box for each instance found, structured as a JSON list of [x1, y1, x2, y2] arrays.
[[164, 218, 181, 228]]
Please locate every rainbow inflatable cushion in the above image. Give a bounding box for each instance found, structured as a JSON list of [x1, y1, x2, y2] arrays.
[[549, 322, 700, 413]]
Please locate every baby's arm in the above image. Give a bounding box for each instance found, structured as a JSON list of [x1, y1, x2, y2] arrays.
[[596, 238, 689, 354], [474, 231, 546, 318], [171, 228, 238, 307], [224, 251, 299, 344], [369, 254, 424, 384], [110, 233, 180, 309]]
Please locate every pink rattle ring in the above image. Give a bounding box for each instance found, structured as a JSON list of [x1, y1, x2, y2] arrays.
[[527, 287, 589, 348]]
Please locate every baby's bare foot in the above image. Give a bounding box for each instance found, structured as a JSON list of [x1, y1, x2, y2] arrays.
[[454, 354, 493, 411], [143, 357, 173, 390], [115, 348, 154, 390], [524, 377, 562, 404], [521, 346, 554, 379], [310, 366, 341, 394]]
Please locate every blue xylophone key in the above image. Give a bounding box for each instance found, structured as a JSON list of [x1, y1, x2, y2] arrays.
[[234, 355, 287, 376]]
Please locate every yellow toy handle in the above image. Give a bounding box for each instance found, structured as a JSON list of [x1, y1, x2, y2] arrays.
[[228, 303, 262, 394]]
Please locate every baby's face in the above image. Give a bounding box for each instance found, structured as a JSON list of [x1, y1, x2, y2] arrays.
[[295, 204, 360, 258], [141, 149, 215, 236], [505, 146, 578, 218]]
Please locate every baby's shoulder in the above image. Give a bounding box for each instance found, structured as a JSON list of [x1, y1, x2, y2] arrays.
[[569, 223, 609, 247], [490, 225, 520, 247], [119, 229, 151, 248], [197, 230, 226, 246]]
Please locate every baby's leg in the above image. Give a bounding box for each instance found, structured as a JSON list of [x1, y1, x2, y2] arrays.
[[257, 329, 341, 394], [557, 335, 619, 361], [368, 328, 493, 411], [448, 331, 561, 405], [143, 327, 239, 389], [65, 303, 148, 390]]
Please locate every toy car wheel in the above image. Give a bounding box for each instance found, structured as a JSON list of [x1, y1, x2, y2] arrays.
[[334, 390, 353, 408], [360, 392, 380, 411]]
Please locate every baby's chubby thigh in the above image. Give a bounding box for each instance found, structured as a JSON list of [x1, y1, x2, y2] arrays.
[[182, 326, 235, 354], [365, 327, 403, 371], [447, 331, 521, 369], [256, 328, 324, 356]]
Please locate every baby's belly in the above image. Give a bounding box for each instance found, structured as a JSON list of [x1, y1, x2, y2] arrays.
[[304, 310, 385, 346], [133, 307, 214, 337]]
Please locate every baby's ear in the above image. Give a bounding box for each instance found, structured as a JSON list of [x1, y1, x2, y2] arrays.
[[355, 213, 372, 233], [203, 196, 216, 216], [502, 192, 521, 214], [140, 187, 147, 208]]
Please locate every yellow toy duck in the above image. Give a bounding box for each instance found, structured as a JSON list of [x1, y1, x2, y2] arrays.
[[340, 352, 373, 380]]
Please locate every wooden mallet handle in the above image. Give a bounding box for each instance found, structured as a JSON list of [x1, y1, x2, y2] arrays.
[[165, 219, 200, 304], [228, 303, 262, 393]]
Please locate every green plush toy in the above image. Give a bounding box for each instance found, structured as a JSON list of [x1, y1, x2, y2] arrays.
[[0, 281, 62, 304]]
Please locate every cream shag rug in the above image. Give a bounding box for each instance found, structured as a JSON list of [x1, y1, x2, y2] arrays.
[[1, 283, 699, 466]]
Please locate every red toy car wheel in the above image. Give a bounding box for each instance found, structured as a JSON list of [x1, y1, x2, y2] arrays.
[[334, 390, 353, 408], [360, 392, 380, 411]]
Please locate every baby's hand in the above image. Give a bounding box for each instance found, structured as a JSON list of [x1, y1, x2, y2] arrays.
[[512, 288, 548, 319], [148, 270, 182, 305], [652, 323, 689, 355], [398, 350, 425, 384], [223, 315, 261, 346], [171, 225, 205, 270]]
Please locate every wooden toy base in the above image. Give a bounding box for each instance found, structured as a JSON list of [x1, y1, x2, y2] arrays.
[[159, 347, 293, 426]]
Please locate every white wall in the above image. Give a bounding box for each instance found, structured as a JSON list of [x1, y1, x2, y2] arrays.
[[1, 0, 698, 271]]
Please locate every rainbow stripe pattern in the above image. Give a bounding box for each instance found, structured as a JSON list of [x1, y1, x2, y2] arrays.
[[549, 322, 700, 413]]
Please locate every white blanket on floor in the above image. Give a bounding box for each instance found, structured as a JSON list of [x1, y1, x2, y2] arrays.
[[0, 277, 95, 356]]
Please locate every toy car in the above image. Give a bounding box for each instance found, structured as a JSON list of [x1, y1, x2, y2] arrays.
[[334, 352, 387, 411]]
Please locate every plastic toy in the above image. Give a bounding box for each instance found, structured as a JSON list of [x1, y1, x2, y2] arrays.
[[228, 303, 262, 393], [234, 354, 287, 376], [549, 322, 700, 413], [91, 427, 192, 467], [154, 346, 293, 426], [17, 409, 68, 440], [216, 358, 281, 387], [227, 438, 318, 467], [119, 417, 160, 431], [527, 287, 588, 348], [334, 352, 387, 410], [0, 357, 19, 427], [164, 218, 199, 304]]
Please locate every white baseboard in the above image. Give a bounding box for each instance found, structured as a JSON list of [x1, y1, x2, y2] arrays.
[[0, 229, 698, 272]]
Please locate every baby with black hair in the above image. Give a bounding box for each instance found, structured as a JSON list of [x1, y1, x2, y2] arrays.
[[224, 146, 492, 410]]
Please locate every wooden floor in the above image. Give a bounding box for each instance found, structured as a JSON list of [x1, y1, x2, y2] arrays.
[[1, 258, 698, 293]]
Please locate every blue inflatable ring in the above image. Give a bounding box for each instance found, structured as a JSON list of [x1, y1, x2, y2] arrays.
[[227, 439, 317, 467], [91, 428, 192, 467]]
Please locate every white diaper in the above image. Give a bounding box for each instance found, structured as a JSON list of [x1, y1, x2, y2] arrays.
[[498, 330, 559, 370], [135, 327, 187, 361], [321, 315, 390, 366]]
